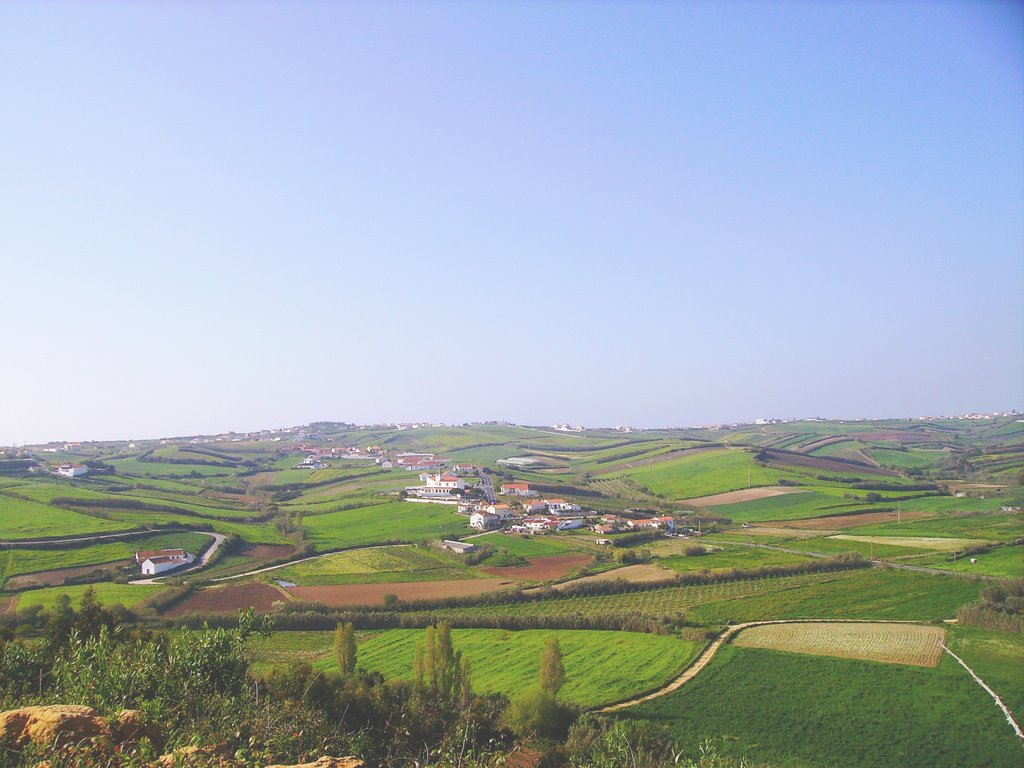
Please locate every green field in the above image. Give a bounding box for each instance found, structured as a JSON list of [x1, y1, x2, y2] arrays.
[[946, 626, 1024, 720], [657, 544, 817, 573], [268, 545, 476, 586], [901, 544, 1024, 579], [686, 568, 981, 624], [302, 501, 470, 550], [623, 644, 1023, 768], [616, 449, 786, 500], [0, 495, 129, 539], [246, 628, 700, 708], [12, 582, 166, 612]]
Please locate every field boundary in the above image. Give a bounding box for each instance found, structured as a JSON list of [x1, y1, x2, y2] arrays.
[[594, 618, 926, 713], [942, 644, 1024, 743]]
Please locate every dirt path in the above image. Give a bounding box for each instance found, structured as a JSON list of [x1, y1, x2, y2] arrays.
[[595, 618, 925, 713]]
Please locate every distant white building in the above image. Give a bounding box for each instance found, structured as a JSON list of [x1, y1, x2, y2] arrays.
[[545, 498, 581, 514], [442, 540, 476, 554], [55, 463, 89, 478]]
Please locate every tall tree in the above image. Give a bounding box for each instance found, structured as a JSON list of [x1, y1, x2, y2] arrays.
[[539, 636, 565, 696], [333, 622, 356, 675]]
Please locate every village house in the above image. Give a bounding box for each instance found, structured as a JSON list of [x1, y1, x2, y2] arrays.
[[294, 455, 327, 470], [136, 548, 194, 576], [500, 482, 537, 497], [521, 499, 549, 514], [469, 511, 501, 530], [406, 473, 465, 499], [545, 498, 581, 515], [485, 503, 513, 519], [524, 516, 558, 532], [55, 463, 89, 478]]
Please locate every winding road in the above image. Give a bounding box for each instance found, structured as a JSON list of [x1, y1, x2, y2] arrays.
[[128, 532, 228, 585]]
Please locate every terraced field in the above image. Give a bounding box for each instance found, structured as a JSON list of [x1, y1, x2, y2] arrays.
[[268, 545, 476, 586]]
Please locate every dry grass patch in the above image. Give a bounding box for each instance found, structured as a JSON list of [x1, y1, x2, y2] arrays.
[[828, 535, 988, 551], [682, 487, 806, 506], [734, 622, 945, 667]]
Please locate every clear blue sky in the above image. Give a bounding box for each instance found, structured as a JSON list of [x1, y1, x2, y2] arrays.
[[1, 1, 1022, 444]]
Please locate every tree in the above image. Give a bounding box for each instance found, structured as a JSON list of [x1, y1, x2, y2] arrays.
[[539, 636, 565, 696], [413, 622, 470, 703], [334, 622, 356, 675]]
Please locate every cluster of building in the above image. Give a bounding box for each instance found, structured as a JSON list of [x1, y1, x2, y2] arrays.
[[135, 548, 194, 576]]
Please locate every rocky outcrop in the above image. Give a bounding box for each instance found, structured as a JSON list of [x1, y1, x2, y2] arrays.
[[0, 704, 161, 754]]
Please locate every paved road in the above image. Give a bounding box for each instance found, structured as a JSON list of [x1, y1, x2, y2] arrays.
[[479, 470, 497, 503], [128, 532, 228, 585]]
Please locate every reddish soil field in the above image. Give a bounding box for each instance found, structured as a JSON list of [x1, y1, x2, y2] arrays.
[[165, 582, 288, 616], [0, 596, 14, 616], [4, 561, 129, 590], [288, 579, 514, 608], [239, 543, 297, 561], [481, 554, 593, 581], [772, 509, 931, 530]]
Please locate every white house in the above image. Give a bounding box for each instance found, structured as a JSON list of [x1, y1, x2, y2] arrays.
[[406, 473, 466, 500], [501, 482, 537, 497], [442, 540, 476, 554], [486, 503, 513, 520], [470, 511, 501, 530], [56, 463, 89, 478], [137, 548, 193, 576], [545, 498, 581, 514], [556, 519, 583, 531], [521, 500, 549, 515]]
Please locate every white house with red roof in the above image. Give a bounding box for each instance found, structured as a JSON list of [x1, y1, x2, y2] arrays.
[[136, 548, 194, 576], [501, 482, 537, 497], [55, 463, 89, 478], [521, 499, 549, 514], [545, 498, 581, 515], [406, 472, 465, 499]]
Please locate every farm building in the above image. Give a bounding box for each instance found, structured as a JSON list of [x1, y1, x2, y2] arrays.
[[136, 548, 193, 575], [55, 463, 89, 478], [441, 540, 476, 554], [501, 482, 537, 497]]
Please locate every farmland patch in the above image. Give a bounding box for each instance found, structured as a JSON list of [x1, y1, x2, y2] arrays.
[[166, 582, 288, 616], [682, 487, 805, 506], [287, 578, 514, 607], [828, 535, 988, 551], [733, 621, 945, 667], [480, 554, 592, 581]]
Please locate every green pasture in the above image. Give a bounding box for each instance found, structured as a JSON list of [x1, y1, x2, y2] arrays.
[[847, 511, 1024, 542], [901, 544, 1024, 579], [268, 545, 475, 586], [868, 448, 946, 470], [656, 545, 817, 574], [686, 568, 981, 625], [622, 644, 1023, 768], [476, 532, 592, 559], [946, 626, 1024, 720], [11, 583, 165, 612], [301, 501, 469, 551], [353, 628, 699, 708], [616, 449, 787, 500], [0, 495, 128, 539]]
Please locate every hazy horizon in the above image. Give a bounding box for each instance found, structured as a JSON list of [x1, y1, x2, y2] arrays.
[[2, 2, 1022, 447]]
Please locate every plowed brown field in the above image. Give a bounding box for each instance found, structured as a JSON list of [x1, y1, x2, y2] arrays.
[[166, 582, 287, 616]]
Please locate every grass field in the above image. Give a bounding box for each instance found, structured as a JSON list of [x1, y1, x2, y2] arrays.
[[622, 645, 1024, 768], [12, 582, 165, 612], [313, 628, 701, 708], [301, 501, 470, 550], [657, 545, 817, 574], [946, 626, 1024, 721], [733, 622, 946, 667], [846, 512, 1024, 542], [0, 495, 128, 539], [686, 568, 982, 624], [827, 535, 990, 551], [902, 544, 1024, 579], [617, 449, 786, 500], [268, 545, 475, 586]]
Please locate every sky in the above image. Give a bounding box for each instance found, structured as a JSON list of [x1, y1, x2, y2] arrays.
[[1, 1, 1022, 444]]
